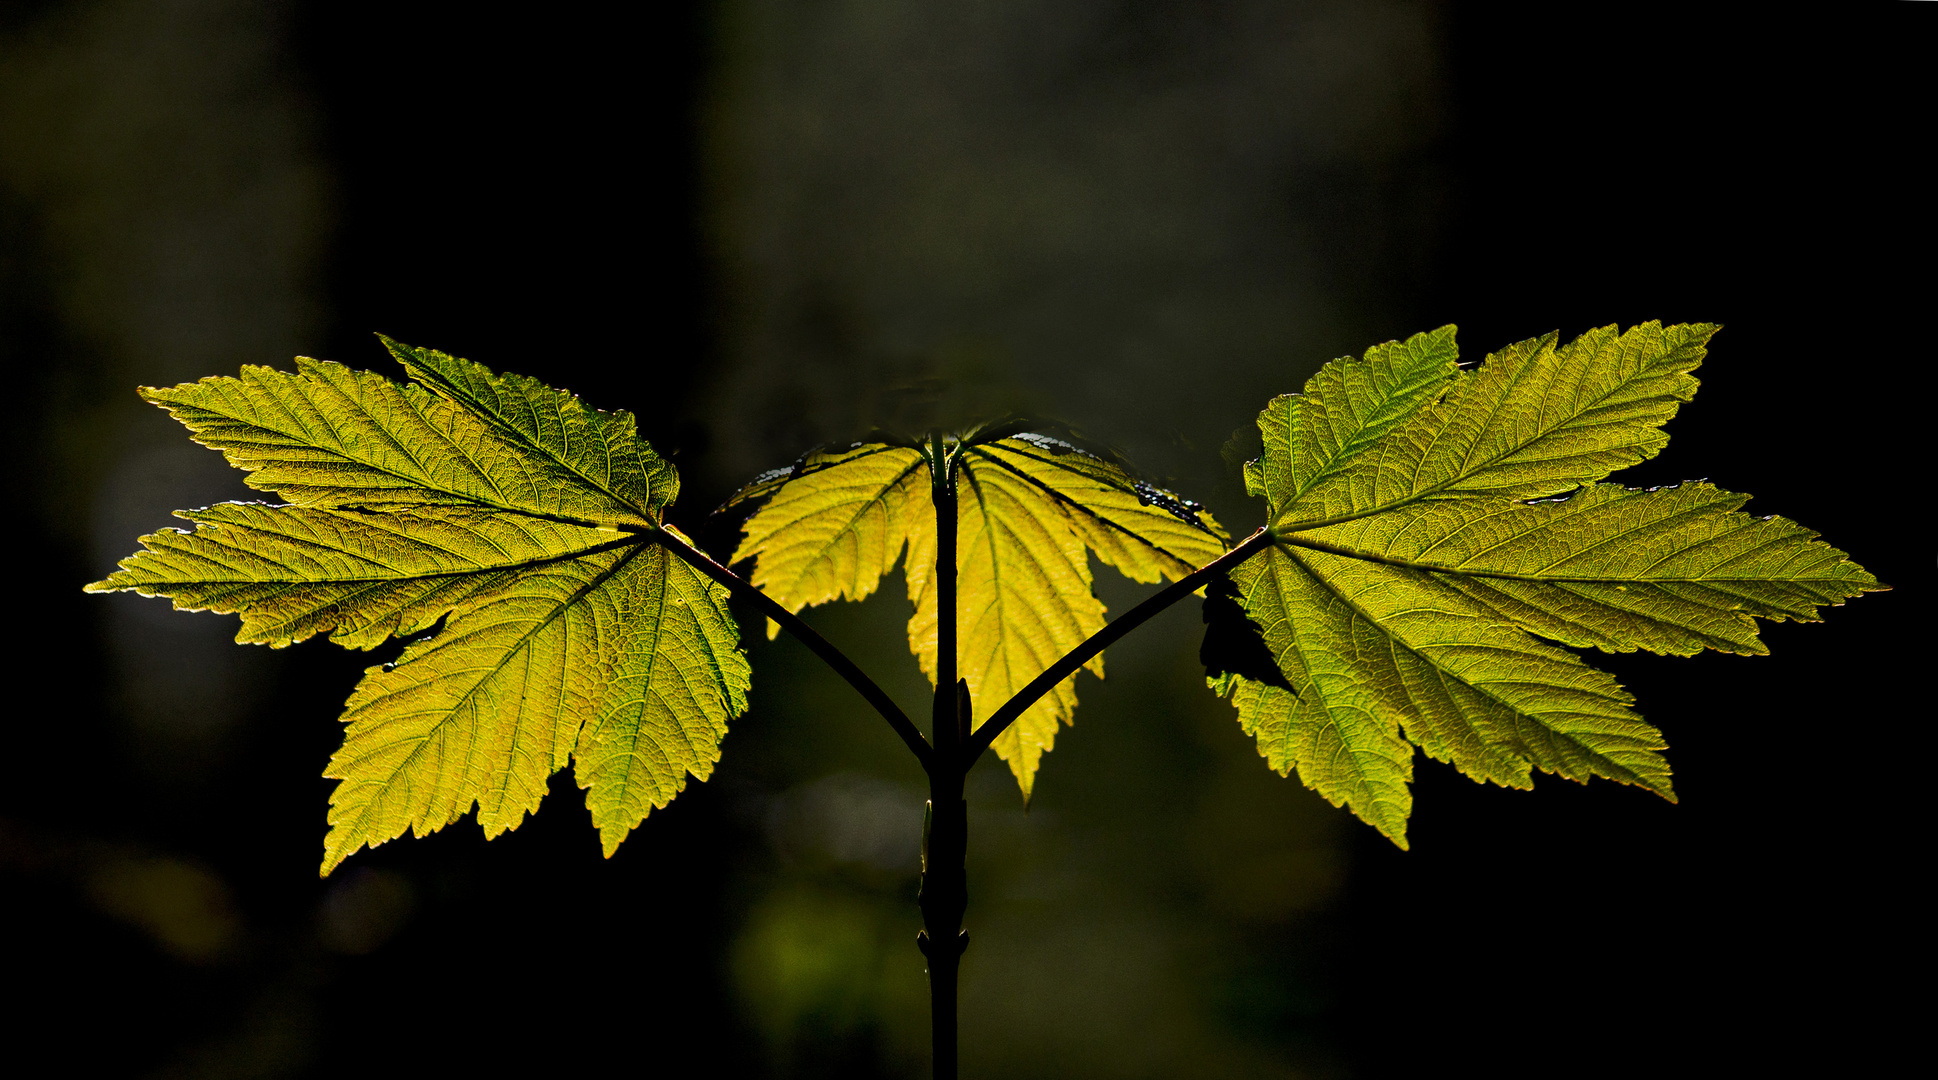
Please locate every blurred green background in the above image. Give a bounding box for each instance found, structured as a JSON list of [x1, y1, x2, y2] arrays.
[[1, 3, 1926, 1077]]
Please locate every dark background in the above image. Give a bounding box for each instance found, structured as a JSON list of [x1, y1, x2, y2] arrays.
[[2, 3, 1926, 1077]]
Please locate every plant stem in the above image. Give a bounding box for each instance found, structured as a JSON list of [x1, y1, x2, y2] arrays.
[[675, 453, 1270, 1080], [649, 526, 932, 769], [966, 527, 1274, 763], [921, 754, 967, 1080], [919, 434, 968, 1080]]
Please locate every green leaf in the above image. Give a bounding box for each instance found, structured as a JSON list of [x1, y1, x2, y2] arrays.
[[730, 430, 1229, 795], [88, 344, 748, 871], [1216, 324, 1883, 845]]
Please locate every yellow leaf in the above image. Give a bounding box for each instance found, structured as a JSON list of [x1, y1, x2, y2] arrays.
[[730, 430, 1229, 795]]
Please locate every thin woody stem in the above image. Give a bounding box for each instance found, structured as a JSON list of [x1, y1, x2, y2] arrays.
[[920, 432, 968, 1080], [648, 526, 933, 771], [965, 527, 1274, 764]]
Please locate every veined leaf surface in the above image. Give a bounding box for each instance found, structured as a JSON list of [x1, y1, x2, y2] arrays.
[[1214, 324, 1882, 846], [730, 442, 932, 624], [729, 429, 1229, 795], [89, 341, 748, 871]]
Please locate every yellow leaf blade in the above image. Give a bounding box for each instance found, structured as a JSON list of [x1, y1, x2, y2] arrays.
[[929, 437, 1228, 796], [730, 444, 929, 629], [969, 435, 1228, 583], [729, 430, 1227, 798]]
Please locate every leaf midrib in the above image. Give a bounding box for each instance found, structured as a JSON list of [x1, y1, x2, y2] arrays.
[[121, 533, 646, 588], [1276, 526, 1852, 586]]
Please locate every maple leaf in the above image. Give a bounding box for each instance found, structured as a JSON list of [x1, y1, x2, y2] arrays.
[[87, 339, 749, 872], [727, 426, 1229, 796], [1210, 324, 1883, 846]]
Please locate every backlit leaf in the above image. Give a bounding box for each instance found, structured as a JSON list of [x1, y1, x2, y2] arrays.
[[730, 429, 1229, 795], [728, 442, 930, 632], [1215, 324, 1882, 845], [88, 343, 748, 871]]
